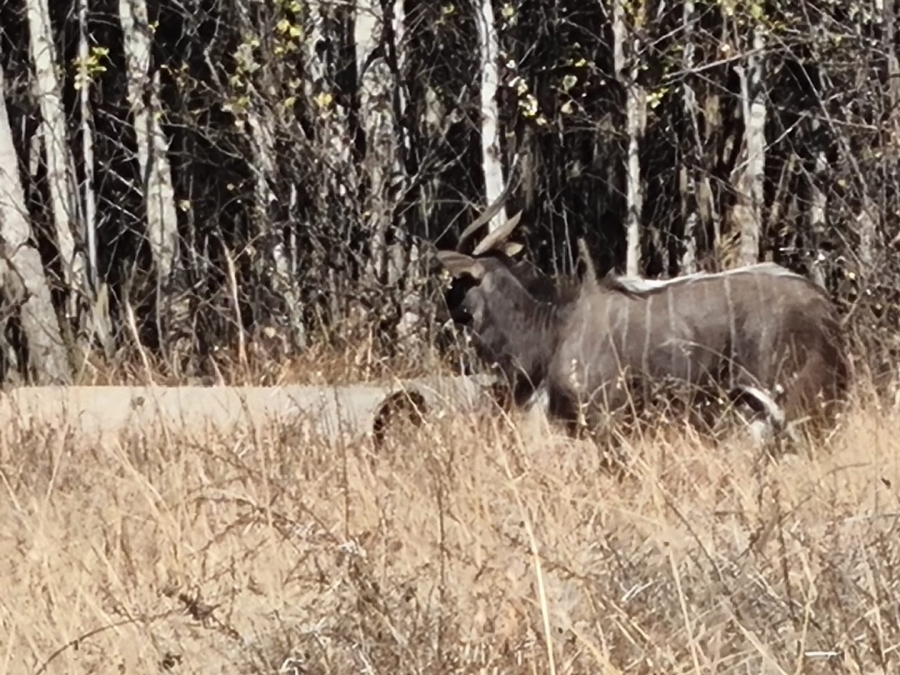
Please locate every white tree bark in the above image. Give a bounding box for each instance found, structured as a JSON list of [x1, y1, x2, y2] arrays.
[[883, 0, 899, 272], [733, 27, 767, 267], [119, 0, 179, 282], [393, 0, 410, 158], [226, 0, 307, 349], [302, 2, 358, 323], [0, 66, 71, 384], [26, 0, 85, 313], [355, 0, 400, 281], [680, 0, 698, 274], [476, 0, 508, 231], [856, 198, 877, 273], [78, 0, 114, 356], [886, 0, 900, 147], [78, 0, 97, 292], [613, 0, 646, 276], [807, 126, 829, 287], [304, 1, 356, 227], [355, 0, 427, 348]]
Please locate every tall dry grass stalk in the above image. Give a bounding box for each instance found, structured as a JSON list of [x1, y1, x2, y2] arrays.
[[73, 336, 459, 388], [0, 381, 897, 673]]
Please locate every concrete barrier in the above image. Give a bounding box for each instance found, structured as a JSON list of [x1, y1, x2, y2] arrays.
[[0, 374, 500, 445]]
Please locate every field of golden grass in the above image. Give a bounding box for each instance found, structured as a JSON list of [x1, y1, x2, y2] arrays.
[[2, 377, 899, 674]]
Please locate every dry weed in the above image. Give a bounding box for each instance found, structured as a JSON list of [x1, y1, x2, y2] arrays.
[[0, 384, 898, 673], [73, 339, 453, 388]]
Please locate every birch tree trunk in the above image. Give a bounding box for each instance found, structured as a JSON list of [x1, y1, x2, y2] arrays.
[[356, 0, 400, 283], [808, 123, 829, 287], [0, 67, 71, 384], [613, 0, 646, 276], [885, 0, 899, 151], [119, 0, 179, 283], [476, 0, 508, 230], [26, 0, 86, 317], [304, 0, 355, 315], [230, 0, 307, 349], [359, 0, 423, 347], [78, 0, 114, 356], [856, 198, 878, 274], [78, 0, 97, 292], [882, 0, 899, 271], [679, 0, 698, 274], [305, 1, 355, 203], [732, 25, 766, 267]]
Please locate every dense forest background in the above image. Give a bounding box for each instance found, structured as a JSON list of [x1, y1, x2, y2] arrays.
[[0, 0, 898, 389]]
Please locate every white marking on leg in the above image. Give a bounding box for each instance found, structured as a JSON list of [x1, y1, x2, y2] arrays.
[[747, 417, 775, 447], [524, 383, 550, 414], [738, 384, 786, 430]]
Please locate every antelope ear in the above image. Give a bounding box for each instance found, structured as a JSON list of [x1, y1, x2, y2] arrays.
[[472, 210, 524, 255], [500, 241, 524, 257], [436, 251, 487, 280]]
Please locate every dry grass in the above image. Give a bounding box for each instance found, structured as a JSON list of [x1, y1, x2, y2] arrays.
[[2, 382, 900, 674], [71, 336, 458, 387]]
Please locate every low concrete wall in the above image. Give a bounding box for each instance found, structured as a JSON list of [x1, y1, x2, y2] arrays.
[[0, 374, 499, 445]]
